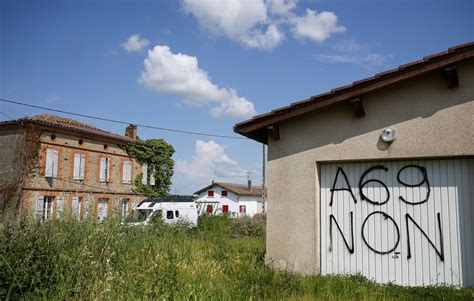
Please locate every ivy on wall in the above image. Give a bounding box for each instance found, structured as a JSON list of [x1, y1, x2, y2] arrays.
[[122, 139, 175, 198]]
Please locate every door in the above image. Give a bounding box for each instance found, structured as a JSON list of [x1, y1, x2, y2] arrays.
[[320, 159, 474, 287], [97, 198, 108, 222]]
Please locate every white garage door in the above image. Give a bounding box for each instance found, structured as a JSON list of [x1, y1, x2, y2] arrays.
[[320, 158, 474, 287]]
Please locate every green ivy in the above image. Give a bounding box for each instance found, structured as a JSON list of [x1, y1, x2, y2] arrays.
[[122, 139, 175, 198]]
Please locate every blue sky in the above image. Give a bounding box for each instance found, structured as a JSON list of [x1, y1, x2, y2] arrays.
[[1, 0, 472, 194]]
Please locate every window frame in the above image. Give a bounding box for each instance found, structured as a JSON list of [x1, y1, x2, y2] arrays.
[[222, 205, 229, 213], [221, 190, 228, 197], [73, 153, 86, 180], [99, 157, 111, 183], [207, 191, 214, 197], [122, 160, 132, 184], [44, 148, 59, 178]]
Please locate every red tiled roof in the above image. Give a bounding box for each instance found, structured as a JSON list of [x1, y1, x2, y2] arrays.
[[0, 114, 133, 143], [234, 41, 474, 143], [194, 182, 263, 197]]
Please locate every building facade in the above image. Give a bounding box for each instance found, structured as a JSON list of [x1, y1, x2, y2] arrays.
[[194, 181, 263, 217], [0, 114, 150, 221], [235, 43, 474, 287]]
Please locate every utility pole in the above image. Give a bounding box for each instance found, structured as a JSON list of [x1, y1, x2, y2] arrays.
[[262, 143, 266, 214]]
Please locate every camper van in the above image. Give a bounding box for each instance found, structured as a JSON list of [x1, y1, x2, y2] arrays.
[[127, 198, 198, 227]]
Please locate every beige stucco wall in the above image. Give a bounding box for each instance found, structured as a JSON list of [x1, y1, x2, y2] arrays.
[[266, 58, 474, 275]]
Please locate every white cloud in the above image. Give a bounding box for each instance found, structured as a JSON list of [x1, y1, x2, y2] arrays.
[[315, 53, 392, 67], [139, 45, 256, 118], [182, 0, 344, 50], [174, 140, 248, 192], [290, 9, 345, 42], [315, 39, 393, 68], [267, 0, 297, 16], [122, 34, 150, 52], [182, 0, 283, 50]]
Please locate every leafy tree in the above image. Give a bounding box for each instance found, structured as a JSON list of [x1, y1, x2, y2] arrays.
[[123, 139, 175, 198]]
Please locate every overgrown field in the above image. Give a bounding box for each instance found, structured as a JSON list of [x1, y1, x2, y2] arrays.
[[0, 216, 472, 300]]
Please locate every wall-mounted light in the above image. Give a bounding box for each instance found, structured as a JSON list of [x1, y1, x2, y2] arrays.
[[380, 128, 396, 142]]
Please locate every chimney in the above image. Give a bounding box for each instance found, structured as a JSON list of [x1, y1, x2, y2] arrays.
[[248, 179, 252, 192], [125, 124, 137, 139], [212, 180, 215, 184]]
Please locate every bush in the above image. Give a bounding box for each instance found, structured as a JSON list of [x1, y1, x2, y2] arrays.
[[0, 216, 472, 300]]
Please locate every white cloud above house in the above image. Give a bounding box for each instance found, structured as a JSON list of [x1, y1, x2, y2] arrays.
[[290, 9, 346, 42], [182, 0, 345, 50], [139, 45, 256, 119], [122, 34, 150, 52], [314, 39, 393, 69], [174, 140, 249, 192]]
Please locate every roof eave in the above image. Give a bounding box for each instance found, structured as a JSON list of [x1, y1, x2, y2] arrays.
[[234, 42, 474, 143]]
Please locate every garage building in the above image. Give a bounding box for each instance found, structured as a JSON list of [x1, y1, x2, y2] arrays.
[[234, 42, 474, 287]]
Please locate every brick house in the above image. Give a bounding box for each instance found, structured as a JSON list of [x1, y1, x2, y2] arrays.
[[0, 114, 150, 221]]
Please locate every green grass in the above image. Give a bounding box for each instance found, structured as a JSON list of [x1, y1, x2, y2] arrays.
[[0, 215, 472, 300]]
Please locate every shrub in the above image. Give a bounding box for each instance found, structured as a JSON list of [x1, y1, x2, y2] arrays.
[[0, 216, 472, 300]]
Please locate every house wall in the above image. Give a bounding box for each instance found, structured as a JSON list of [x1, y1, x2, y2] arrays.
[[238, 195, 263, 216], [20, 130, 146, 219], [0, 128, 26, 215], [265, 59, 474, 275], [195, 187, 263, 217]]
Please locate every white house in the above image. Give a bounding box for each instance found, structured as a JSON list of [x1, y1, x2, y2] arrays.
[[194, 181, 263, 217]]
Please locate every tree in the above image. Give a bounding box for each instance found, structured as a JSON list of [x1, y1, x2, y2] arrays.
[[123, 139, 175, 198]]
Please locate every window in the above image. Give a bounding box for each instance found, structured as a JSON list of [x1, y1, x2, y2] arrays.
[[73, 154, 86, 180], [55, 197, 65, 218], [208, 191, 214, 197], [166, 210, 174, 219], [97, 198, 108, 222], [239, 205, 246, 214], [221, 191, 228, 197], [72, 196, 83, 219], [36, 196, 53, 221], [120, 199, 129, 217], [45, 149, 58, 178], [99, 157, 111, 182], [122, 160, 132, 184], [222, 205, 229, 213], [206, 204, 213, 214], [141, 163, 148, 185], [149, 167, 155, 186], [175, 210, 179, 218]]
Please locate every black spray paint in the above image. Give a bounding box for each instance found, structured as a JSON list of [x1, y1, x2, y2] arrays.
[[328, 164, 444, 261]]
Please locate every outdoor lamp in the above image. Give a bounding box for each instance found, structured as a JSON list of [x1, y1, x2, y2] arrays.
[[380, 128, 396, 142]]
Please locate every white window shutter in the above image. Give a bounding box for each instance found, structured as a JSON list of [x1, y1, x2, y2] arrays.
[[150, 167, 155, 186], [73, 154, 81, 179], [52, 150, 58, 178], [56, 197, 64, 218], [100, 157, 106, 181], [123, 161, 131, 184], [106, 158, 110, 181], [72, 196, 79, 218], [45, 150, 53, 177], [122, 162, 127, 183], [79, 154, 86, 179], [83, 198, 91, 218], [141, 163, 148, 185], [36, 196, 44, 220]]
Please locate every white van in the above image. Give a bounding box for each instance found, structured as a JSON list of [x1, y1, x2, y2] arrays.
[[128, 198, 198, 227]]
